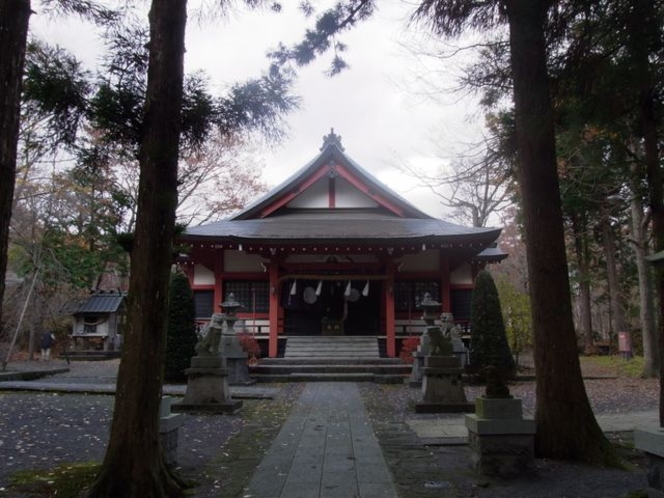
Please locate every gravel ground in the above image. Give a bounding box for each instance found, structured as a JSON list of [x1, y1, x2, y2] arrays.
[[0, 357, 658, 497]]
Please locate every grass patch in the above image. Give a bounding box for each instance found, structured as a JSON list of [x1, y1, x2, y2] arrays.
[[8, 462, 100, 497], [583, 355, 645, 378]]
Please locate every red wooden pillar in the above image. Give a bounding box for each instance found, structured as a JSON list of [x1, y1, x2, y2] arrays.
[[268, 262, 280, 358], [385, 261, 396, 357], [214, 249, 224, 310], [440, 255, 451, 312]]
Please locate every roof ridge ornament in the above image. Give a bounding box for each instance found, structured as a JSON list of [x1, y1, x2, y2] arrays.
[[321, 128, 345, 152]]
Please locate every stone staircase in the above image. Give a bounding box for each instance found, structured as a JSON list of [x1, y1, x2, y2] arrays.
[[250, 336, 411, 383]]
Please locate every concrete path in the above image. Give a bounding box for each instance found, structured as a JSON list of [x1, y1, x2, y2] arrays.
[[245, 382, 398, 498]]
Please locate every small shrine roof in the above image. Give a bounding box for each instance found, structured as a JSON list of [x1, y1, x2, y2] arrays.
[[72, 291, 126, 314]]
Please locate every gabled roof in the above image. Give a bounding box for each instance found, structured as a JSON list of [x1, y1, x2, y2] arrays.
[[231, 129, 432, 221], [183, 129, 503, 254], [72, 291, 126, 314]]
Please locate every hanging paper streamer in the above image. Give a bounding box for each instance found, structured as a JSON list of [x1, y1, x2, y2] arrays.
[[290, 279, 297, 296], [344, 280, 352, 297], [362, 280, 370, 297], [315, 280, 323, 296]]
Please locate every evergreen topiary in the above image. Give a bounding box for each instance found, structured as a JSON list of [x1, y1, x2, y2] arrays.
[[469, 269, 516, 380], [164, 270, 198, 382]]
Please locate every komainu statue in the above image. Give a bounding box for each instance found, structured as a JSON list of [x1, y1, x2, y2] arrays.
[[195, 313, 224, 356]]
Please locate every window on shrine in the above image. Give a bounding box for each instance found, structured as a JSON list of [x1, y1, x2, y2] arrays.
[[223, 281, 270, 313], [83, 316, 99, 334], [194, 290, 214, 319], [394, 281, 440, 312]]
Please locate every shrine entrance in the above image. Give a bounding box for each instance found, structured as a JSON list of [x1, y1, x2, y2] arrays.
[[283, 278, 382, 336]]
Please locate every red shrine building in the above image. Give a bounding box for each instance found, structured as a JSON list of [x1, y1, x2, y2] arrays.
[[180, 130, 506, 358]]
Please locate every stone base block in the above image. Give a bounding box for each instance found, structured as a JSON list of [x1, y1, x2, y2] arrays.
[[173, 399, 243, 414], [467, 431, 534, 477], [415, 401, 475, 413], [635, 428, 664, 497], [474, 397, 522, 419], [465, 414, 536, 435], [190, 356, 226, 369], [178, 365, 241, 413], [408, 380, 422, 388], [421, 374, 468, 405], [424, 355, 461, 368]]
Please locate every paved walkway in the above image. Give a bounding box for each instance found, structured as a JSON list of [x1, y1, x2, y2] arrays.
[[246, 382, 398, 498]]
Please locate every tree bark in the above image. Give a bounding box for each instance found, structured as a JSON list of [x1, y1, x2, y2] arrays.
[[0, 0, 31, 336], [88, 1, 189, 496], [504, 0, 615, 463], [571, 213, 594, 354]]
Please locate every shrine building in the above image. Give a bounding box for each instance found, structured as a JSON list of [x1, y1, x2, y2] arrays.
[[179, 130, 506, 358]]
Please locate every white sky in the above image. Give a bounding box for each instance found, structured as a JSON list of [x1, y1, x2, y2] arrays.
[[30, 0, 488, 221]]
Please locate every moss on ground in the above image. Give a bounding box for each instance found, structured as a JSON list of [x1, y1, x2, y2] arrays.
[[196, 383, 304, 497], [9, 462, 100, 497], [582, 355, 645, 378], [6, 384, 304, 498]]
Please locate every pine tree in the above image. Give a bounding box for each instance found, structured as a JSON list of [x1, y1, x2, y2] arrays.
[[469, 270, 516, 380], [165, 270, 197, 383]]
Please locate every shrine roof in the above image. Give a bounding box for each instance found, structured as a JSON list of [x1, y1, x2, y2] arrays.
[[72, 291, 126, 315], [184, 210, 501, 244], [183, 129, 504, 251]]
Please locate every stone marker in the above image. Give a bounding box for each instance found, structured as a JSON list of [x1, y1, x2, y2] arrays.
[[159, 396, 183, 466], [464, 367, 535, 476]]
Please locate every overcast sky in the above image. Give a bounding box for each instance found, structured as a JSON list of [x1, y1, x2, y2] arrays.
[[31, 0, 488, 221]]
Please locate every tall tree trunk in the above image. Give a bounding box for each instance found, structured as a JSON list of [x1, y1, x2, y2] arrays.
[[571, 213, 594, 354], [630, 189, 658, 377], [88, 1, 189, 496], [601, 210, 630, 339], [0, 0, 31, 337], [627, 0, 664, 424], [504, 0, 615, 463]]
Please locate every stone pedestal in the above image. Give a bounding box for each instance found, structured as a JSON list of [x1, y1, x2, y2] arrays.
[[173, 355, 243, 414], [408, 327, 434, 388], [451, 336, 467, 368], [408, 351, 426, 387], [415, 355, 474, 413], [221, 333, 254, 386], [159, 397, 183, 466], [465, 396, 535, 476], [635, 428, 664, 498]]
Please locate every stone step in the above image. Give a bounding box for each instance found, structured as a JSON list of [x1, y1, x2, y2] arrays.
[[285, 336, 380, 359], [251, 364, 411, 375], [259, 357, 403, 365], [251, 372, 406, 383]]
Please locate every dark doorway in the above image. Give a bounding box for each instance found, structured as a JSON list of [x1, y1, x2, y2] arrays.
[[283, 279, 381, 336]]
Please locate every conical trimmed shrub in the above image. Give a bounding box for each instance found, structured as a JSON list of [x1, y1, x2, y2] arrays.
[[469, 270, 516, 380], [165, 270, 198, 382]]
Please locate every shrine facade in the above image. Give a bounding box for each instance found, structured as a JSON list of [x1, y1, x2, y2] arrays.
[[179, 130, 506, 358]]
